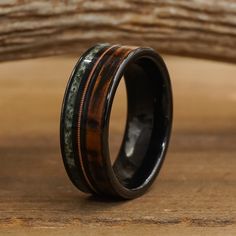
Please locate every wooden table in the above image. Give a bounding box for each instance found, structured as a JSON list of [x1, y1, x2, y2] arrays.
[[0, 56, 235, 235]]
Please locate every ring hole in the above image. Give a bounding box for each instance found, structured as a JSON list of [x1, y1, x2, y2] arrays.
[[110, 57, 167, 189], [109, 77, 127, 165]]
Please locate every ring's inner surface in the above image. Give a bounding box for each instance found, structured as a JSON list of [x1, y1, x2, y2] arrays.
[[109, 78, 127, 164], [112, 56, 171, 189]]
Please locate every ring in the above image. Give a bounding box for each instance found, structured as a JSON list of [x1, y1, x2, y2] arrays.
[[60, 44, 173, 199]]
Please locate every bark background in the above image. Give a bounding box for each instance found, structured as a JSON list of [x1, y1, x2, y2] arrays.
[[1, 0, 236, 63], [0, 1, 236, 234]]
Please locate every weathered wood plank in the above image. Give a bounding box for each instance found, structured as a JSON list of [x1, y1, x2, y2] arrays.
[[0, 56, 235, 235], [1, 0, 236, 62]]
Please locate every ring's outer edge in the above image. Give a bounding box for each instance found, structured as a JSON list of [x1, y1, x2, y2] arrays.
[[60, 44, 110, 193]]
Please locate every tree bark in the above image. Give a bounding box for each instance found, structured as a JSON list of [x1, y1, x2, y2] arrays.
[[1, 0, 236, 63]]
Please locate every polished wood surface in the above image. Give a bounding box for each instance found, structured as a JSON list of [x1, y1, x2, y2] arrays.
[[1, 0, 236, 63], [0, 56, 235, 235], [83, 46, 134, 197]]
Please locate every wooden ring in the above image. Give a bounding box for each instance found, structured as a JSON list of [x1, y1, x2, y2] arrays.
[[60, 44, 173, 199]]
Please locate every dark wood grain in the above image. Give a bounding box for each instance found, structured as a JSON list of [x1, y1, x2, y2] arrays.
[[1, 0, 236, 63], [84, 46, 133, 196], [0, 55, 235, 235]]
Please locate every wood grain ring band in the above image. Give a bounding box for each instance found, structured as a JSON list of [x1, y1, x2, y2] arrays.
[[60, 44, 173, 199]]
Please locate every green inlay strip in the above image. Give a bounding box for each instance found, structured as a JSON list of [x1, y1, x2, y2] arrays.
[[63, 44, 108, 168]]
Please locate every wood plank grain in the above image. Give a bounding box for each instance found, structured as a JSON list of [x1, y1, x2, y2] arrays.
[[0, 56, 235, 235], [1, 0, 236, 63]]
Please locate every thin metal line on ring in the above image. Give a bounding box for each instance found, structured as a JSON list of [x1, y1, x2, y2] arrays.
[[76, 45, 118, 193]]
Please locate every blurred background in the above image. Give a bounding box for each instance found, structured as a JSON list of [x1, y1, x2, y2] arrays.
[[0, 1, 235, 235]]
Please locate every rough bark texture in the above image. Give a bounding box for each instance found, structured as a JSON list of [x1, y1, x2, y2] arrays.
[[1, 0, 236, 63]]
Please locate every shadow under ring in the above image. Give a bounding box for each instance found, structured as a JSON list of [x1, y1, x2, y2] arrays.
[[60, 44, 173, 199]]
